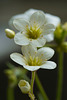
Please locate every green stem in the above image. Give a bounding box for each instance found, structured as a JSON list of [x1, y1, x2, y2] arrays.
[[56, 51, 63, 100], [29, 71, 35, 100], [7, 86, 14, 100], [35, 73, 49, 100], [31, 71, 35, 94]]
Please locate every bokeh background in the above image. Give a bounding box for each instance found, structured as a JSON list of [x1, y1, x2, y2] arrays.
[[0, 0, 67, 100]]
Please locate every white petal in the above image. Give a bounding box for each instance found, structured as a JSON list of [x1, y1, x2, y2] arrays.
[[10, 53, 26, 66], [46, 13, 61, 27], [9, 9, 61, 30], [30, 11, 46, 27], [31, 37, 46, 47], [42, 24, 55, 35], [9, 14, 29, 30], [21, 44, 37, 59], [44, 33, 54, 42], [41, 61, 56, 69], [23, 65, 40, 71], [13, 19, 29, 31], [36, 47, 54, 62], [9, 9, 39, 29], [24, 9, 38, 18], [14, 32, 29, 45], [43, 29, 55, 35], [44, 24, 55, 29]]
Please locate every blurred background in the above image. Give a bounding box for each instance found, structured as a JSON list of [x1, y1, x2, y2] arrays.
[[0, 0, 67, 100]]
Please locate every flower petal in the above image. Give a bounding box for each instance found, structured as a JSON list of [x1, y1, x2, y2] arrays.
[[24, 9, 38, 18], [44, 33, 54, 42], [10, 53, 26, 66], [9, 9, 61, 30], [36, 47, 54, 62], [43, 29, 55, 35], [41, 61, 56, 69], [21, 44, 37, 59], [9, 9, 38, 29], [46, 13, 61, 27], [14, 32, 29, 45], [30, 11, 46, 27], [31, 37, 46, 47], [42, 24, 55, 35], [13, 19, 29, 31], [23, 65, 40, 71], [44, 24, 55, 29], [9, 14, 28, 30]]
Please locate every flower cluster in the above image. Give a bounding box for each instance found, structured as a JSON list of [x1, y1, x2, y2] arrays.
[[7, 9, 61, 71], [5, 9, 67, 100]]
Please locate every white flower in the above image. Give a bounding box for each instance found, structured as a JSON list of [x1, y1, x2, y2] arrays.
[[13, 11, 55, 47], [18, 80, 31, 94], [9, 9, 61, 42], [10, 44, 56, 71]]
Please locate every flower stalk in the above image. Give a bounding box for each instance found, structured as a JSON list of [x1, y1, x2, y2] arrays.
[[56, 51, 63, 100], [35, 73, 49, 100], [28, 71, 36, 100], [31, 71, 35, 94], [7, 86, 14, 100]]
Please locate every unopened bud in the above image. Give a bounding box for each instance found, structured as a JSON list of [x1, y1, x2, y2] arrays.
[[54, 24, 63, 39], [61, 42, 67, 52], [18, 80, 31, 94], [62, 22, 67, 31], [54, 24, 67, 44], [5, 29, 15, 39]]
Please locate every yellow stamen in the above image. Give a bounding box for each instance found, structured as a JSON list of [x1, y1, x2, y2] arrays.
[[28, 56, 42, 66], [26, 25, 42, 39]]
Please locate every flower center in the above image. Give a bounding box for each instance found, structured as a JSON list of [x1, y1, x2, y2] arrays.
[[28, 56, 42, 66], [26, 25, 42, 39]]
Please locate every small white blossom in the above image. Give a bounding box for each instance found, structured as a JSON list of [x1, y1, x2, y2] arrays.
[[10, 45, 56, 71], [18, 80, 31, 94], [13, 11, 55, 47], [9, 9, 61, 42]]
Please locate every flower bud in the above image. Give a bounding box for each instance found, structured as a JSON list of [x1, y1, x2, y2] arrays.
[[61, 42, 67, 52], [54, 24, 66, 44], [18, 80, 31, 94], [62, 22, 67, 31], [54, 24, 63, 39], [5, 29, 15, 39]]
